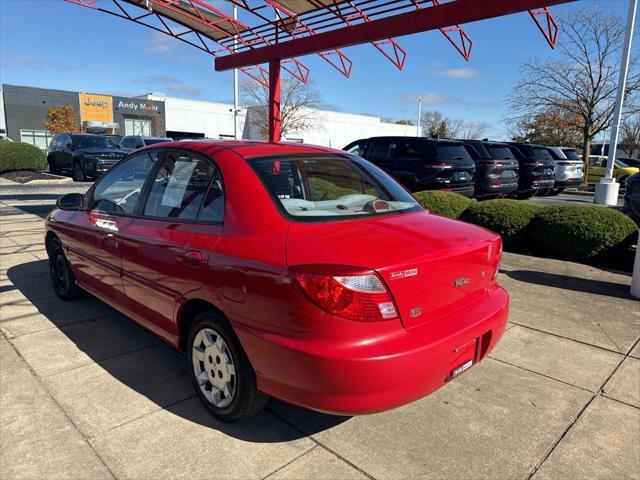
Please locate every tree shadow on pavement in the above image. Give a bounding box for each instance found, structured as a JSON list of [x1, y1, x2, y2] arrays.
[[6, 261, 350, 443], [501, 268, 633, 300]]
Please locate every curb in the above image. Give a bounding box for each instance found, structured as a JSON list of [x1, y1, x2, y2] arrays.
[[0, 174, 74, 186]]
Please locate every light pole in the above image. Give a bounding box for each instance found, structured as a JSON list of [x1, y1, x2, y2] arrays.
[[416, 96, 422, 137], [594, 0, 637, 206]]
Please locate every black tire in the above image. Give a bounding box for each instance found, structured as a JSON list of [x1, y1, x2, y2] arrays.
[[549, 188, 564, 196], [187, 310, 268, 422], [48, 237, 81, 301], [48, 158, 59, 175], [73, 162, 87, 182], [535, 188, 551, 197], [515, 191, 535, 200]]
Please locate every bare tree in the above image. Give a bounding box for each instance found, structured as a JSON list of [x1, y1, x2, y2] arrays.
[[241, 76, 323, 139], [508, 7, 640, 179], [457, 120, 490, 140], [620, 114, 640, 158], [420, 110, 488, 139]]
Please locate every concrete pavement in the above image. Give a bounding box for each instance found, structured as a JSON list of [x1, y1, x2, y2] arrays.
[[1, 188, 639, 480]]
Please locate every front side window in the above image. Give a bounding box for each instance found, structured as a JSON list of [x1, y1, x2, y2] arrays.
[[249, 155, 421, 220], [143, 151, 222, 222], [92, 152, 160, 215]]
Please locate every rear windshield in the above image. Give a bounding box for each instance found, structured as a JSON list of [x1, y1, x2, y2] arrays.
[[562, 149, 581, 160], [488, 146, 516, 160], [248, 154, 421, 221], [532, 147, 553, 160], [436, 145, 473, 163]]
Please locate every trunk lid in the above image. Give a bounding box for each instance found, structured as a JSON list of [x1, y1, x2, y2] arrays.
[[286, 211, 501, 329]]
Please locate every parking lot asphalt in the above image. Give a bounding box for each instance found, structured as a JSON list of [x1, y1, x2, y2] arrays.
[[527, 192, 624, 207], [1, 183, 639, 480]]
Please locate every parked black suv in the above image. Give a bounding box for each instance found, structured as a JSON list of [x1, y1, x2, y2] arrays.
[[343, 136, 476, 196], [47, 134, 127, 181], [119, 135, 172, 153], [460, 139, 519, 198], [507, 143, 556, 199]]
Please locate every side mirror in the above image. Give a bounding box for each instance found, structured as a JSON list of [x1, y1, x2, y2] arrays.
[[67, 143, 74, 150], [57, 193, 84, 211]]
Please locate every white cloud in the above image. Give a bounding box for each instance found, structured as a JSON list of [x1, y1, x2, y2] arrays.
[[143, 31, 178, 54], [143, 75, 202, 98], [0, 55, 96, 72], [434, 67, 479, 79]]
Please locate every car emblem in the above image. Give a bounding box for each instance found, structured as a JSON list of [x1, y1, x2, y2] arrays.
[[389, 268, 418, 280], [453, 277, 470, 288], [409, 307, 423, 318]]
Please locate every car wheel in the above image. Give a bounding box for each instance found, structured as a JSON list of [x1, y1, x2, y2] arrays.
[[188, 310, 268, 422], [48, 158, 59, 175], [73, 162, 87, 182], [48, 237, 81, 300], [515, 191, 535, 200]]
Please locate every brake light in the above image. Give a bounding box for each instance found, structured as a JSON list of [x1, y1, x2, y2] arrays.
[[292, 268, 398, 322]]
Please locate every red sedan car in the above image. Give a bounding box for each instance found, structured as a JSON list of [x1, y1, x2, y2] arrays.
[[46, 140, 508, 422]]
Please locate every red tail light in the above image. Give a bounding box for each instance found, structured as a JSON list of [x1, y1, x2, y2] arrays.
[[292, 266, 398, 322]]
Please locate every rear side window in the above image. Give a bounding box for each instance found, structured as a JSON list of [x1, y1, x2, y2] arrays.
[[249, 154, 421, 221], [436, 144, 473, 163], [345, 141, 369, 157], [563, 149, 581, 160], [389, 140, 434, 161], [532, 148, 553, 160], [142, 151, 223, 222], [488, 146, 516, 160]]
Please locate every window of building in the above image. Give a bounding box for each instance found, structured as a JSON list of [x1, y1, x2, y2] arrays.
[[20, 129, 54, 151], [125, 118, 151, 136]]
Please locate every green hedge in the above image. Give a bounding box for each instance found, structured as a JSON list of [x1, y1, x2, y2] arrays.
[[0, 142, 47, 173], [460, 199, 542, 251], [413, 191, 473, 219], [529, 205, 637, 262]]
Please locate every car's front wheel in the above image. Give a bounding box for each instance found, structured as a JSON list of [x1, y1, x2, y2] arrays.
[[48, 237, 81, 300], [187, 310, 268, 422], [73, 162, 87, 182]]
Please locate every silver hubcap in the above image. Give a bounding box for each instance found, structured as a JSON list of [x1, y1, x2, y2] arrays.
[[192, 328, 236, 408]]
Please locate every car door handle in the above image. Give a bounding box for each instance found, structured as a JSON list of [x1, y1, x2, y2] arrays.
[[181, 250, 203, 266], [103, 233, 118, 248]]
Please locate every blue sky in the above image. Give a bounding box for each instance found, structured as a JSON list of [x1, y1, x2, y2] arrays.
[[0, 0, 633, 138]]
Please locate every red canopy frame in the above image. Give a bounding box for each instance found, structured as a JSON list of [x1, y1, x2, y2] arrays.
[[66, 0, 574, 142]]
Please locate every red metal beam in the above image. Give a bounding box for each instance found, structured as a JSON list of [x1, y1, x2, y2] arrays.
[[268, 59, 282, 142], [216, 0, 575, 71]]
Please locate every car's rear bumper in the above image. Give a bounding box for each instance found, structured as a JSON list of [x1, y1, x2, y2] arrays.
[[474, 181, 519, 197], [233, 287, 509, 415], [554, 178, 583, 188]]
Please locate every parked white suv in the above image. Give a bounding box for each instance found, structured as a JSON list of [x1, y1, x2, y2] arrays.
[[544, 146, 584, 195]]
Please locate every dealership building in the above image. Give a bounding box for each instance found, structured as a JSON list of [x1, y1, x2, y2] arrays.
[[1, 83, 413, 150]]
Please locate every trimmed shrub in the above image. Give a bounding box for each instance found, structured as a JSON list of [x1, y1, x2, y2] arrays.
[[529, 205, 637, 263], [0, 142, 47, 173], [460, 199, 542, 250], [413, 190, 474, 219]]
